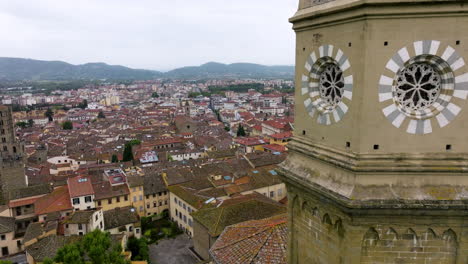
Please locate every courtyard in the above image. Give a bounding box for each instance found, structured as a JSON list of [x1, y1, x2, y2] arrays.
[[149, 234, 197, 264]]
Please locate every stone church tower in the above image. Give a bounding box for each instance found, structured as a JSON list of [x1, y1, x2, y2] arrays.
[[279, 0, 468, 263], [0, 105, 27, 199]]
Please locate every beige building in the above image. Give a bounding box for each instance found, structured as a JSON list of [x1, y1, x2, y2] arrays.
[[143, 173, 169, 217], [127, 176, 146, 217], [64, 209, 104, 236], [168, 165, 287, 237], [280, 0, 468, 263], [169, 191, 197, 236], [104, 206, 141, 239], [0, 217, 22, 258]]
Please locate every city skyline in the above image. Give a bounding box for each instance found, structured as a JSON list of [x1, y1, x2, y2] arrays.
[[0, 0, 297, 71]]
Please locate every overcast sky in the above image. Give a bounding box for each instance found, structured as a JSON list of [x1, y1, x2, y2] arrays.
[[0, 0, 297, 71]]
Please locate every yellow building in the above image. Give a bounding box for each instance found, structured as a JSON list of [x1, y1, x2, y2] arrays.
[[143, 172, 169, 216], [268, 131, 292, 146], [93, 182, 131, 212], [127, 176, 145, 217]]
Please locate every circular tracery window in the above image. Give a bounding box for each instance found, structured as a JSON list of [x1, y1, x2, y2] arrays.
[[394, 63, 442, 113], [302, 44, 353, 125], [319, 64, 344, 109], [379, 40, 468, 135]]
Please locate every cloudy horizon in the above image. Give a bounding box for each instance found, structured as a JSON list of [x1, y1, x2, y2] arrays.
[[0, 0, 297, 71]]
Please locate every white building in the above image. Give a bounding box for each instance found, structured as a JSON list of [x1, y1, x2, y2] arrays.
[[68, 176, 96, 211]]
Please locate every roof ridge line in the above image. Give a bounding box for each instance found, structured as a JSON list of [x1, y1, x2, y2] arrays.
[[214, 225, 272, 250], [213, 207, 224, 234], [36, 186, 68, 214], [245, 227, 275, 264]]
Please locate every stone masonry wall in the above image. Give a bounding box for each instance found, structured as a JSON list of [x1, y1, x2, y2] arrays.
[[290, 191, 345, 264], [287, 185, 463, 264], [361, 226, 457, 264]]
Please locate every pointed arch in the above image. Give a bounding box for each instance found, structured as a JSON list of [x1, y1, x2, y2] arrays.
[[362, 227, 380, 247], [422, 228, 437, 240], [442, 229, 457, 246], [322, 213, 332, 226], [384, 227, 398, 240], [334, 218, 345, 238], [403, 228, 418, 246]]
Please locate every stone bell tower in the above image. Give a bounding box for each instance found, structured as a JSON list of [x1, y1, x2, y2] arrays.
[[279, 0, 468, 263], [0, 105, 27, 199]]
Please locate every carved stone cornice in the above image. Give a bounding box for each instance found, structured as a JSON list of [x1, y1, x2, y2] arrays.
[[289, 136, 468, 173], [291, 0, 468, 31]]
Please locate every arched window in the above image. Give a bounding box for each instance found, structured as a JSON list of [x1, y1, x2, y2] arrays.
[[3, 146, 7, 152], [13, 147, 16, 153]]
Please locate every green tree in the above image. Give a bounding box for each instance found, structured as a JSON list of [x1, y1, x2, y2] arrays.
[[127, 237, 149, 261], [188, 92, 201, 98], [78, 99, 88, 109], [45, 108, 54, 122], [151, 92, 159, 98], [98, 111, 106, 119], [28, 119, 34, 127], [0, 260, 13, 264], [122, 143, 134, 162], [129, 139, 141, 146], [236, 124, 246, 137], [111, 154, 118, 163], [282, 96, 287, 104], [42, 258, 54, 264], [224, 126, 230, 132], [54, 243, 84, 264], [81, 229, 111, 264], [53, 230, 129, 264], [16, 121, 28, 129], [62, 121, 73, 130]]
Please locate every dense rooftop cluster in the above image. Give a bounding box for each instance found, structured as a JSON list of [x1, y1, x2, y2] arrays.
[[0, 78, 294, 263]]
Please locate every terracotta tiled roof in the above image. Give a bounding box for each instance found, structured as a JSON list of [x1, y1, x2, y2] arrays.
[[263, 120, 289, 130], [263, 144, 286, 152], [92, 181, 129, 200], [269, 131, 293, 140], [68, 176, 94, 198], [34, 186, 73, 216], [192, 193, 285, 237], [9, 196, 41, 208], [234, 137, 267, 146], [210, 214, 287, 264]]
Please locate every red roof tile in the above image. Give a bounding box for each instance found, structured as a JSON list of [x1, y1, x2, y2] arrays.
[[68, 176, 94, 198], [263, 144, 286, 152], [210, 214, 287, 264], [9, 197, 41, 208], [34, 186, 73, 215], [270, 131, 292, 140]]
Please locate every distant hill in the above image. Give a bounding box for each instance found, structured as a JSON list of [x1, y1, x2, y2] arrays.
[[166, 62, 294, 79], [0, 58, 294, 81], [0, 57, 162, 81]]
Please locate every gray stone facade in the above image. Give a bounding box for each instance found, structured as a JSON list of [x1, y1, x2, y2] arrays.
[[0, 105, 27, 201], [282, 0, 468, 263]]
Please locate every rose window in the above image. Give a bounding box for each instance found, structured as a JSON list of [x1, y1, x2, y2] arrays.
[[302, 44, 353, 125], [394, 63, 441, 112], [379, 40, 468, 135], [319, 64, 344, 109]]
